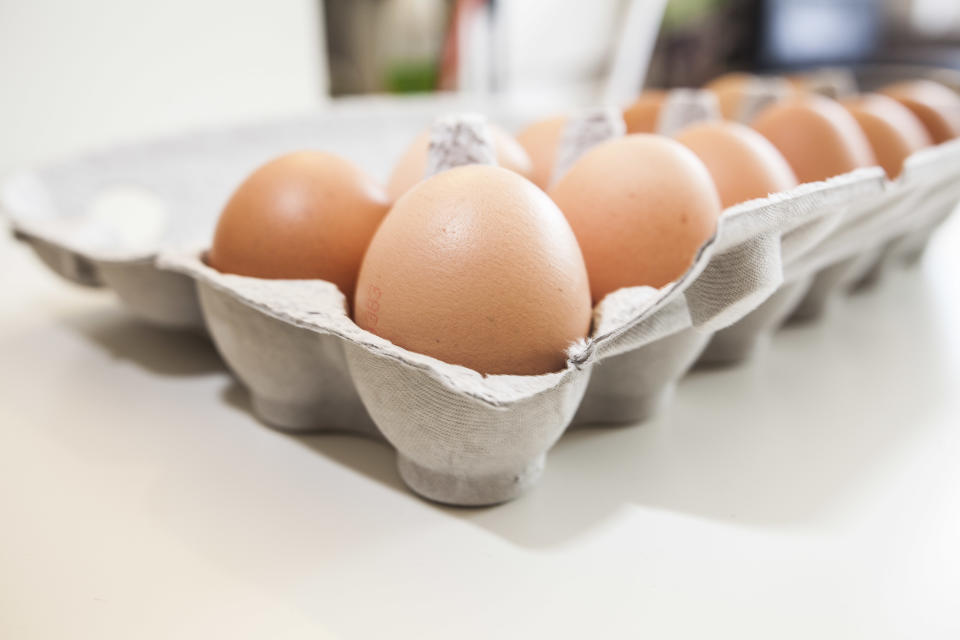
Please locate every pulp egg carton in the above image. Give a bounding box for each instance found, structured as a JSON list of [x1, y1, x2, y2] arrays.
[[783, 138, 960, 320], [698, 137, 960, 365], [1, 104, 954, 506], [647, 83, 960, 366]]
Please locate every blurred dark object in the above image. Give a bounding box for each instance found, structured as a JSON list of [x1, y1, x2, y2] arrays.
[[647, 0, 960, 89], [646, 0, 761, 88]]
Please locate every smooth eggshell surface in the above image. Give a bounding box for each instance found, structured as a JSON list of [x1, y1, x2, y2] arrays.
[[704, 72, 757, 93], [548, 134, 722, 304], [751, 95, 876, 183], [386, 126, 533, 200], [208, 151, 390, 301], [623, 90, 666, 134], [880, 79, 960, 144], [515, 115, 567, 189], [355, 165, 592, 376], [675, 121, 799, 208], [841, 93, 932, 179]]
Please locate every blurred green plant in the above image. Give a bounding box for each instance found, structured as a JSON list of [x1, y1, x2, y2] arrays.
[[662, 0, 727, 30], [384, 60, 438, 93]]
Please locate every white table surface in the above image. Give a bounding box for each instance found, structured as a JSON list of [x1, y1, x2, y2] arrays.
[[2, 210, 959, 639]]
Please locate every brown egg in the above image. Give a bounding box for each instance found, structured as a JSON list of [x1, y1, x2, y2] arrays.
[[751, 95, 876, 183], [675, 121, 798, 208], [515, 115, 567, 189], [208, 151, 390, 301], [705, 72, 758, 92], [880, 80, 960, 144], [355, 165, 591, 375], [548, 134, 722, 304], [623, 90, 667, 133], [841, 94, 932, 179], [386, 126, 533, 200]]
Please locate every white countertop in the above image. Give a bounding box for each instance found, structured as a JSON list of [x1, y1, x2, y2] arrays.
[[6, 3, 958, 636], [2, 209, 959, 639]]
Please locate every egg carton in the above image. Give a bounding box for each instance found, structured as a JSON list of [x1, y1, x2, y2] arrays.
[[783, 138, 960, 321], [700, 137, 960, 364], [573, 90, 960, 369], [695, 65, 959, 336], [158, 109, 883, 505], [2, 104, 955, 505]]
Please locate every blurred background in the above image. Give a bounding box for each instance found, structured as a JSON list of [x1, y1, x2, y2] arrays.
[[2, 0, 960, 175]]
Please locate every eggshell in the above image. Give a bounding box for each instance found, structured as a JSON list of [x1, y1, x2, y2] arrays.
[[705, 72, 756, 92], [386, 126, 533, 200], [548, 134, 722, 304], [208, 151, 389, 300], [751, 95, 876, 183], [675, 121, 798, 207], [355, 164, 591, 376], [622, 90, 666, 133], [515, 115, 567, 189], [880, 79, 960, 144], [841, 93, 932, 179]]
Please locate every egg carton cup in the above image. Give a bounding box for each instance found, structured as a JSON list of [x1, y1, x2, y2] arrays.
[[654, 89, 721, 137], [697, 275, 813, 366], [731, 78, 795, 124], [694, 197, 849, 367], [697, 136, 960, 362], [784, 138, 960, 322]]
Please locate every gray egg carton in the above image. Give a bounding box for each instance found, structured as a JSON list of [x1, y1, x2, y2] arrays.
[[3, 101, 958, 505], [700, 137, 960, 365]]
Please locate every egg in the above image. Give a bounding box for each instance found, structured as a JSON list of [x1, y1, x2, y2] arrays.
[[548, 134, 722, 304], [879, 79, 960, 144], [386, 126, 533, 200], [675, 121, 798, 207], [622, 90, 667, 133], [705, 72, 793, 121], [208, 151, 390, 301], [515, 115, 567, 189], [355, 164, 591, 375], [841, 94, 932, 179], [751, 95, 876, 183], [705, 72, 756, 92]]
